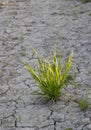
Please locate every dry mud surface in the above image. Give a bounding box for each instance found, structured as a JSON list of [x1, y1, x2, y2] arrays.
[[0, 0, 91, 130]]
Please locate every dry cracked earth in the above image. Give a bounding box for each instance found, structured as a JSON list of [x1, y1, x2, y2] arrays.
[[0, 0, 91, 130]]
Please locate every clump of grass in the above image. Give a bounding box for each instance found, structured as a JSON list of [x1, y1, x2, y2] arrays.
[[77, 96, 89, 111], [26, 49, 73, 101], [89, 13, 91, 16], [65, 128, 73, 130], [0, 5, 3, 9], [82, 0, 91, 3]]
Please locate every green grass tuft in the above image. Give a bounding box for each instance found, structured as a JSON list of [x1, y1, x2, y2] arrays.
[[77, 96, 89, 111], [82, 0, 91, 3], [26, 49, 73, 101], [65, 128, 73, 130]]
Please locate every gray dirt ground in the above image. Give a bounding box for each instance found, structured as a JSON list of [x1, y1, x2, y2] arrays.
[[0, 0, 91, 130]]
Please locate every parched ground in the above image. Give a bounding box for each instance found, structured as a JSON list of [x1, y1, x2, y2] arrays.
[[0, 0, 91, 130]]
